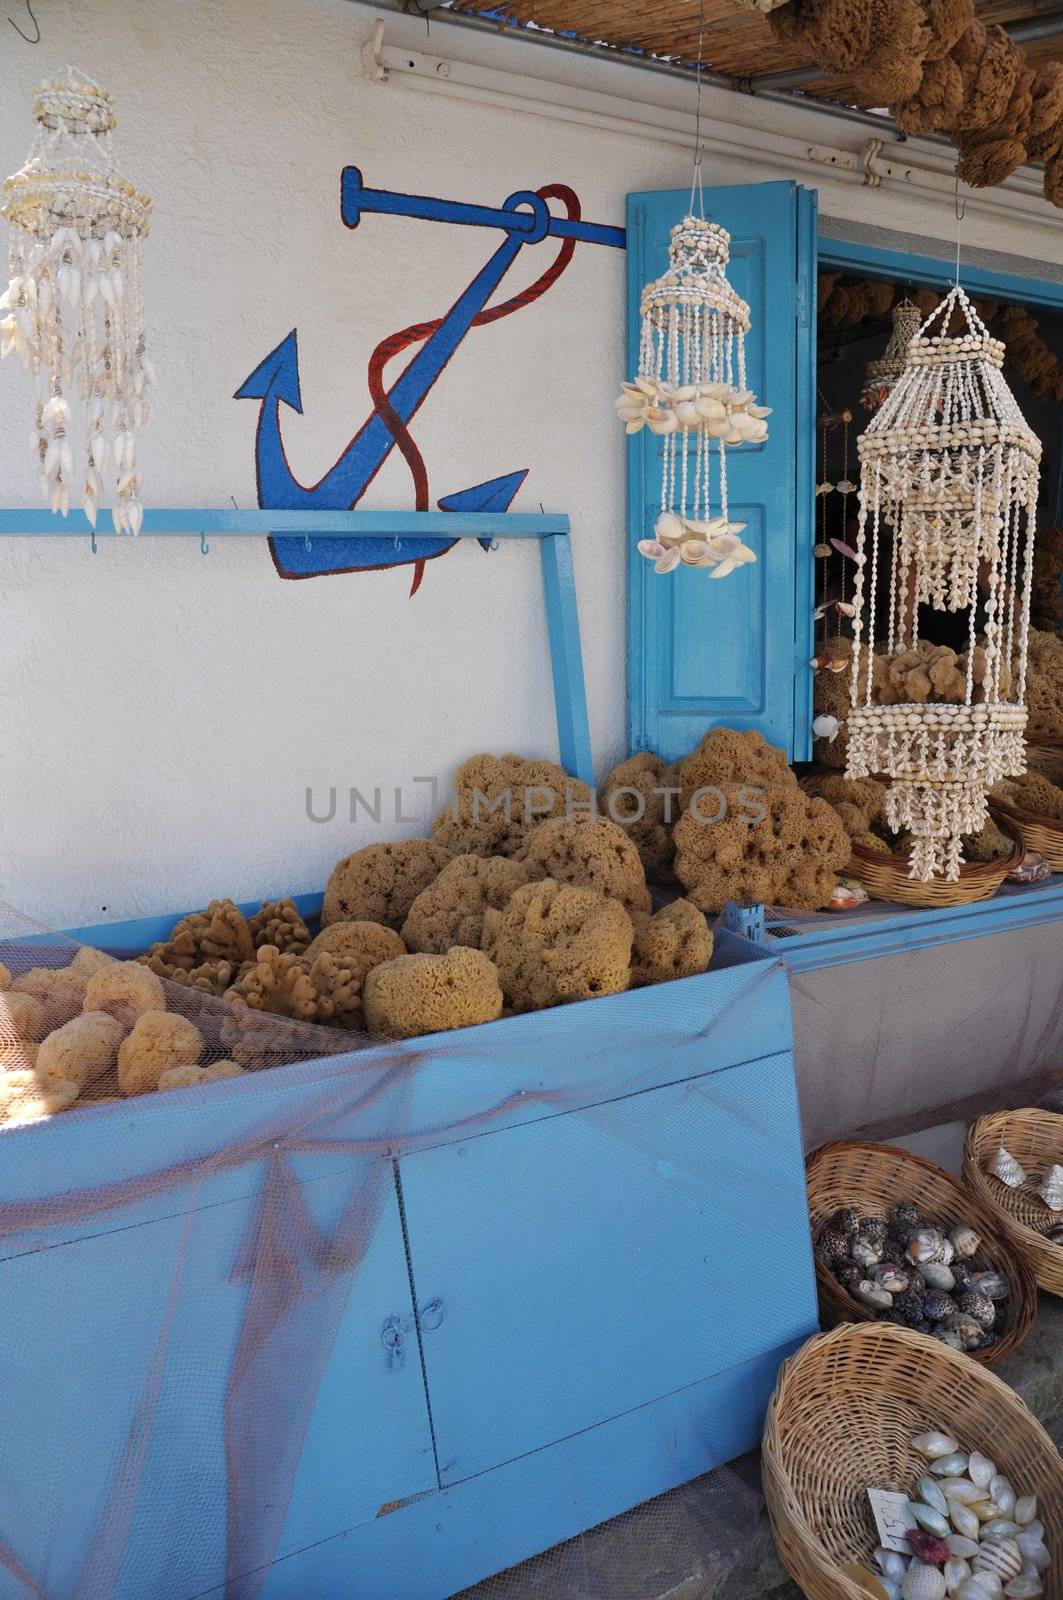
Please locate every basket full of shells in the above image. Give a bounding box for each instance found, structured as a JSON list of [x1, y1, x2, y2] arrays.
[[964, 1111, 1063, 1298], [763, 1322, 1063, 1600], [807, 1141, 1037, 1366]]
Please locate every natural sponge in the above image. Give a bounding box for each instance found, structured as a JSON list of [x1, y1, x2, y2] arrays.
[[117, 1011, 203, 1096], [517, 816, 652, 916], [363, 947, 504, 1040], [674, 784, 850, 914], [247, 899, 311, 956], [630, 900, 714, 988], [402, 856, 533, 954], [678, 727, 796, 811], [37, 1011, 125, 1092], [139, 898, 255, 983], [1026, 628, 1063, 737], [963, 818, 1015, 862], [158, 1059, 245, 1091], [1032, 529, 1063, 631], [432, 753, 592, 859], [0, 990, 46, 1044], [304, 920, 406, 981], [815, 775, 888, 839], [997, 768, 1063, 820], [10, 966, 87, 1031], [226, 945, 366, 1030], [599, 752, 681, 884], [322, 839, 452, 930], [84, 960, 165, 1027], [482, 879, 634, 1012], [0, 1068, 81, 1126]]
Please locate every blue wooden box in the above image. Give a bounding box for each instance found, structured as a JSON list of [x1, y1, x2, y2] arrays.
[[0, 904, 817, 1600]]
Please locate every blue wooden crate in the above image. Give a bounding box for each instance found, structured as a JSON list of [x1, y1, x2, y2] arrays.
[[0, 904, 816, 1600]]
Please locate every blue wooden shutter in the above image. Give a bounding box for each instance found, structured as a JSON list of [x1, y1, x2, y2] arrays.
[[626, 181, 817, 762]]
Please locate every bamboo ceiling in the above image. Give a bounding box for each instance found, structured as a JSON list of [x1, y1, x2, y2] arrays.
[[456, 0, 1063, 108]]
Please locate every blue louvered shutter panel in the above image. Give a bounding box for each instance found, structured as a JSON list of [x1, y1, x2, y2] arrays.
[[626, 181, 817, 762]]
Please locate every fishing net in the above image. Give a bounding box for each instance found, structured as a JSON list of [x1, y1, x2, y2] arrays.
[[0, 889, 1060, 1600]]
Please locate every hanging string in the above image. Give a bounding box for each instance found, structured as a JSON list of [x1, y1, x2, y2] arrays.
[[688, 0, 706, 220], [953, 164, 967, 288], [7, 0, 39, 42]]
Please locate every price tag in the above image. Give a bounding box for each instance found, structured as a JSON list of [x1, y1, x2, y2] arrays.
[[867, 1487, 916, 1554]]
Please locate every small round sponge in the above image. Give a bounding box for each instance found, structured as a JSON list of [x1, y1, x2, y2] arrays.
[[117, 1011, 203, 1096], [37, 1011, 125, 1091], [402, 856, 533, 954], [158, 1059, 246, 1091], [84, 961, 166, 1028], [0, 990, 47, 1044], [305, 920, 407, 981], [630, 900, 714, 988], [11, 966, 87, 1032], [517, 816, 651, 916], [322, 840, 453, 930], [363, 947, 504, 1040], [481, 879, 634, 1012]]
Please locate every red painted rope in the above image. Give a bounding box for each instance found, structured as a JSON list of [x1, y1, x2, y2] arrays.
[[365, 183, 581, 592]]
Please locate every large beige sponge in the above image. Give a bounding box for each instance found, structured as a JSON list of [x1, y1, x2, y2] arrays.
[[432, 753, 592, 858], [630, 900, 714, 988], [674, 784, 850, 914], [402, 856, 532, 954], [599, 752, 681, 885], [482, 879, 634, 1012], [84, 961, 165, 1028], [517, 816, 651, 916], [117, 1011, 203, 1096], [37, 1011, 125, 1092], [322, 840, 452, 931], [363, 947, 504, 1040], [677, 728, 797, 812], [10, 966, 87, 1031]]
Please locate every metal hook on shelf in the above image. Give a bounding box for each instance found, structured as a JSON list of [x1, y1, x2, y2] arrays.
[[304, 535, 312, 553], [89, 529, 97, 555], [200, 531, 210, 556]]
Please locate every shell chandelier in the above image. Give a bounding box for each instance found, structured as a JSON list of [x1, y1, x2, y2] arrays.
[[846, 286, 1040, 881], [617, 215, 768, 579], [860, 297, 922, 412], [1, 69, 153, 531]]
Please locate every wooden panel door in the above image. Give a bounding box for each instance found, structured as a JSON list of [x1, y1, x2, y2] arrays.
[[397, 1051, 817, 1485], [626, 180, 817, 761]]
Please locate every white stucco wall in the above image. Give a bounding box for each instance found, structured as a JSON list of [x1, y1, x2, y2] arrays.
[[1, 0, 1060, 925]]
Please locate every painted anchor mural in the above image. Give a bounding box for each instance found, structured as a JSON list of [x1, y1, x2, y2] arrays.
[[235, 169, 625, 592]]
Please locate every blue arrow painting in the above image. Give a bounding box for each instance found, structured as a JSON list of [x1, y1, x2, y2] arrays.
[[234, 172, 624, 588]]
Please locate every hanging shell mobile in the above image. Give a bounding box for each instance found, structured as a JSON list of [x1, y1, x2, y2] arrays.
[[846, 286, 1039, 881], [1, 69, 154, 531], [617, 215, 768, 578], [860, 297, 922, 412]]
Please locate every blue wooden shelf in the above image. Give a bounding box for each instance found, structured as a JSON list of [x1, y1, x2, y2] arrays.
[[761, 877, 1063, 971]]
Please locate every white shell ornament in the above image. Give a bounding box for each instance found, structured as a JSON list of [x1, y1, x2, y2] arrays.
[[1037, 1164, 1063, 1211], [1014, 1497, 1037, 1526], [1003, 1577, 1044, 1597], [914, 1431, 961, 1459], [903, 1565, 947, 1600], [813, 713, 841, 742], [989, 1149, 1027, 1188], [968, 1455, 996, 1491]]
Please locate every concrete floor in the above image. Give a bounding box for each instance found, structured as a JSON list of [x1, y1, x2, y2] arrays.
[[457, 1293, 1063, 1600]]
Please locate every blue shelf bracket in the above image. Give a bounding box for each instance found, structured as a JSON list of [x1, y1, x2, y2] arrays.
[[0, 504, 594, 789]]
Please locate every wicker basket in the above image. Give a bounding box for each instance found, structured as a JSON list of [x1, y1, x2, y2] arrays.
[[763, 1321, 1063, 1600], [801, 775, 1023, 908], [990, 748, 1063, 872], [964, 1108, 1063, 1296], [807, 1140, 1037, 1365]]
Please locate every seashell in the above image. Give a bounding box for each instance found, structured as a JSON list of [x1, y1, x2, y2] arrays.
[[41, 395, 69, 427], [972, 1274, 1009, 1304], [694, 395, 727, 422], [679, 539, 710, 566], [945, 1559, 972, 1594], [654, 547, 681, 575], [82, 495, 97, 530], [968, 1455, 995, 1491], [1015, 1531, 1050, 1570], [914, 1431, 960, 1459], [957, 1581, 1002, 1600], [835, 481, 858, 496], [708, 556, 738, 579], [918, 1479, 950, 1517], [907, 1229, 946, 1266], [1020, 1521, 1043, 1544], [932, 1454, 970, 1478], [852, 1240, 882, 1269], [989, 1479, 1016, 1518], [878, 1549, 912, 1582], [126, 500, 144, 537], [673, 400, 701, 428], [911, 1503, 951, 1537], [940, 1480, 985, 1505], [856, 1278, 893, 1310], [933, 1328, 965, 1351], [1037, 1164, 1063, 1211], [813, 541, 832, 558], [989, 1149, 1026, 1188], [946, 1536, 980, 1559], [637, 540, 666, 561], [813, 714, 840, 740], [1013, 1497, 1036, 1527], [918, 1262, 956, 1292], [844, 1565, 894, 1599], [1003, 1577, 1044, 1598], [90, 434, 109, 472], [903, 1565, 947, 1600], [876, 1264, 910, 1294], [958, 1292, 995, 1331], [909, 1531, 952, 1565], [948, 1504, 982, 1541], [949, 1226, 981, 1261], [981, 1521, 1021, 1541], [923, 1291, 958, 1323], [973, 1542, 1023, 1585], [644, 407, 678, 435], [815, 480, 834, 496], [944, 1315, 986, 1352], [655, 512, 685, 545], [881, 1583, 903, 1600]]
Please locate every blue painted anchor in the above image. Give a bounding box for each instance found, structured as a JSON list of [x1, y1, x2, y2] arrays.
[[235, 168, 625, 582]]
